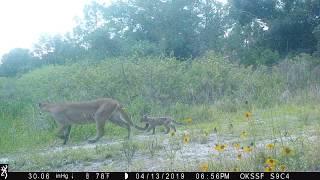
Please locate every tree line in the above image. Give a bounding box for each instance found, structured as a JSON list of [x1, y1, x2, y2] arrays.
[[1, 0, 320, 76]]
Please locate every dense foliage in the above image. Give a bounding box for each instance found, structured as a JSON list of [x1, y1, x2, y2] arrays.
[[1, 0, 320, 76], [1, 53, 320, 154]]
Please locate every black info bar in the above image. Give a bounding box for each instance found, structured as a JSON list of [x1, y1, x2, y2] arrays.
[[1, 172, 320, 180]]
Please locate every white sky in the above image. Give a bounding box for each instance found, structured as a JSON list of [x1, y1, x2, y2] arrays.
[[0, 0, 98, 57], [0, 0, 226, 58]]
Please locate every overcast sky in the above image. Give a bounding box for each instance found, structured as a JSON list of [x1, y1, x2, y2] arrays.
[[0, 0, 98, 57], [0, 0, 226, 58]]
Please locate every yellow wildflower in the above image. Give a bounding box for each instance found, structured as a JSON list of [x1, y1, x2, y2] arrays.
[[264, 165, 274, 172], [233, 143, 241, 150], [279, 165, 287, 172], [265, 158, 277, 167], [245, 111, 252, 119], [214, 144, 227, 152], [240, 131, 248, 139], [220, 144, 227, 150], [243, 146, 253, 153], [183, 135, 190, 144], [282, 146, 293, 156], [266, 143, 275, 150], [199, 162, 209, 172]]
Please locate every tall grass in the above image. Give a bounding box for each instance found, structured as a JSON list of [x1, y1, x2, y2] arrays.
[[0, 52, 319, 155]]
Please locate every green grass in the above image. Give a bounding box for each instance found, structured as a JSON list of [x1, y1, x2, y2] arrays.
[[189, 103, 320, 172], [10, 144, 121, 171], [1, 54, 320, 171], [2, 102, 320, 171]]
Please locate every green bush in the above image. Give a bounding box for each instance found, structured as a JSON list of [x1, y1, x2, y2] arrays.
[[1, 52, 320, 153]]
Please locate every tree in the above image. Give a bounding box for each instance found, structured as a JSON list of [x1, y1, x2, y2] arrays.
[[32, 33, 85, 64], [197, 0, 228, 54], [0, 48, 40, 76], [73, 0, 226, 59], [313, 24, 320, 57], [229, 0, 320, 58]]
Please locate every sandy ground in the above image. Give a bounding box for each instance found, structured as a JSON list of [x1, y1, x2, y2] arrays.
[[0, 130, 317, 171]]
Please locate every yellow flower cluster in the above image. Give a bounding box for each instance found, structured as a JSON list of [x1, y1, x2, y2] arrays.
[[214, 144, 227, 152], [266, 143, 275, 150], [264, 158, 277, 172], [262, 145, 289, 172]]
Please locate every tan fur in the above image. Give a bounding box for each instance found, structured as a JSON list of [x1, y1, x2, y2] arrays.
[[140, 115, 183, 134], [39, 98, 147, 144]]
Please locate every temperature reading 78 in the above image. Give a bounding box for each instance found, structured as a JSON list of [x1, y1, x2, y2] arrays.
[[96, 172, 110, 180]]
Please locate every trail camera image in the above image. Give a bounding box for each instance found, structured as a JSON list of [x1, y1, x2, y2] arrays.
[[0, 0, 320, 173]]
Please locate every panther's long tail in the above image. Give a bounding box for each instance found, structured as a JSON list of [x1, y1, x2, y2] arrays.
[[118, 106, 149, 130]]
